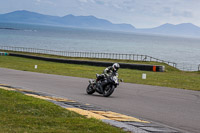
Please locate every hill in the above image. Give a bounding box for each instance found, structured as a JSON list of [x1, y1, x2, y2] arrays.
[[1, 10, 200, 37], [137, 23, 200, 37], [0, 10, 135, 32]]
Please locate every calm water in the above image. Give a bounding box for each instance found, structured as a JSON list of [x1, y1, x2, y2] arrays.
[[0, 22, 200, 70]]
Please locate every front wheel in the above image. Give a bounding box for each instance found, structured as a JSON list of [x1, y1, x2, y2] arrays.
[[86, 84, 95, 95], [103, 85, 115, 97]]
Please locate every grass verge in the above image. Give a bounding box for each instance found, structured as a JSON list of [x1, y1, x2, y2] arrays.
[[1, 50, 179, 71], [0, 54, 199, 91], [0, 88, 126, 133]]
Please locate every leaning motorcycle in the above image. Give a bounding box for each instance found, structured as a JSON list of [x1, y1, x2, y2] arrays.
[[86, 73, 122, 97]]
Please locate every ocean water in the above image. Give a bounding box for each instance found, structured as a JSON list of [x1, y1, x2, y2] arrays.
[[0, 22, 200, 71]]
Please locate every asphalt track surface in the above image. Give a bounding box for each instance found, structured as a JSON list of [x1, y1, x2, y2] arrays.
[[0, 68, 200, 133]]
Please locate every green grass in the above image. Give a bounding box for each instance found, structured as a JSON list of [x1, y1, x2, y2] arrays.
[[0, 89, 126, 133], [0, 55, 199, 91], [1, 50, 179, 71]]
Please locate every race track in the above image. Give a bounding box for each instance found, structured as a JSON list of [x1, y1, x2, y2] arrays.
[[0, 68, 200, 133]]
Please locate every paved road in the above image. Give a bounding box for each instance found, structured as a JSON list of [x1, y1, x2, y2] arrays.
[[0, 68, 200, 133]]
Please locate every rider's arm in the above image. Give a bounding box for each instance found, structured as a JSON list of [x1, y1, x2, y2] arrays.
[[103, 66, 112, 75]]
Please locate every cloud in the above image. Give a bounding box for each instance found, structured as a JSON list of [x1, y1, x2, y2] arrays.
[[79, 0, 96, 3], [35, 0, 55, 5], [94, 0, 105, 5], [172, 11, 193, 18], [79, 0, 89, 3]]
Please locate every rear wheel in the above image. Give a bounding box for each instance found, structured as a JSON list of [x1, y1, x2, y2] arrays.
[[103, 85, 115, 97], [86, 84, 95, 94]]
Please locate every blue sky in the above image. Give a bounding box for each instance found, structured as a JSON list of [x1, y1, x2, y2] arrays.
[[0, 0, 199, 28]]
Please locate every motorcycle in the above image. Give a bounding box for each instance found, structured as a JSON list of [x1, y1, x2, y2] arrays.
[[86, 72, 122, 97]]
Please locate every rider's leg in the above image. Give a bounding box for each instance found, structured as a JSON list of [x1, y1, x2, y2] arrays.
[[96, 74, 104, 93]]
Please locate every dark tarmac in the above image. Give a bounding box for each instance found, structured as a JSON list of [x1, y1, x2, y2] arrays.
[[0, 68, 200, 133]]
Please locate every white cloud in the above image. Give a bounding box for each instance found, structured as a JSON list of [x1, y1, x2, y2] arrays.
[[79, 0, 96, 3], [79, 0, 89, 3], [35, 0, 55, 5]]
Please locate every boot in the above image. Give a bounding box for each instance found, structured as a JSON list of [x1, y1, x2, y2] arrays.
[[99, 84, 104, 94], [96, 81, 103, 94]]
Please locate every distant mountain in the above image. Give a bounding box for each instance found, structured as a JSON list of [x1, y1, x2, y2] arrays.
[[0, 10, 135, 31], [136, 23, 200, 37], [1, 10, 200, 37]]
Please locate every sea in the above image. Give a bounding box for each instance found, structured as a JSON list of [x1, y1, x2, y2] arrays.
[[0, 22, 200, 71]]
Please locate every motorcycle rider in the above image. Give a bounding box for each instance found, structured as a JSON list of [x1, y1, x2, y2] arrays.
[[96, 63, 120, 93]]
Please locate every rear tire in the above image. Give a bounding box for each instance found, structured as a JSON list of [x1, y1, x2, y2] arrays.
[[86, 84, 95, 95], [103, 85, 115, 97]]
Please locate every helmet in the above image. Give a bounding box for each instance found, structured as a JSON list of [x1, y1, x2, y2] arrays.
[[112, 63, 120, 71]]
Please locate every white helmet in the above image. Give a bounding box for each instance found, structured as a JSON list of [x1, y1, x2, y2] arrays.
[[112, 63, 120, 71]]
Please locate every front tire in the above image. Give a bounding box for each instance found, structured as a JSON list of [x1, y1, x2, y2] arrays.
[[86, 84, 95, 95], [103, 85, 115, 97]]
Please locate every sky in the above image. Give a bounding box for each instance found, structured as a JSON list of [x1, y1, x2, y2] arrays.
[[0, 0, 200, 28]]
